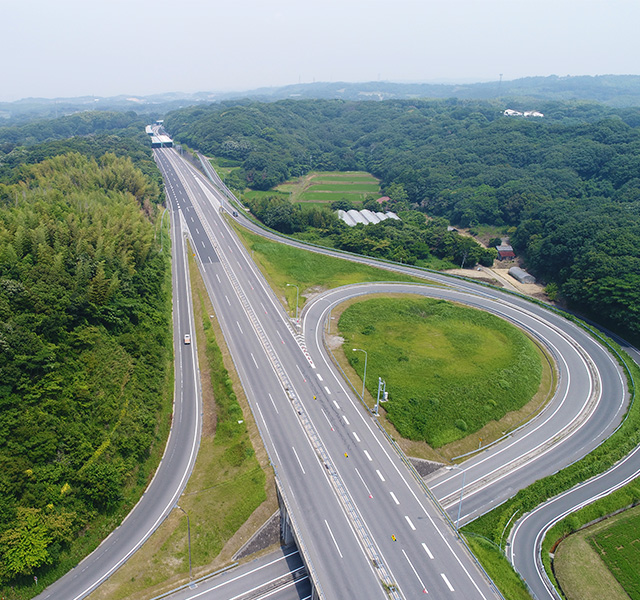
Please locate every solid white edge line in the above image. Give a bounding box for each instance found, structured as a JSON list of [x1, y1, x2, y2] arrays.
[[324, 519, 344, 558]]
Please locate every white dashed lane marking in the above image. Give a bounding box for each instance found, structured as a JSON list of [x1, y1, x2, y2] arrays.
[[441, 573, 454, 592], [422, 542, 434, 559], [268, 393, 279, 414]]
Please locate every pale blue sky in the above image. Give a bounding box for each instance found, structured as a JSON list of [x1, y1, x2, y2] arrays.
[[3, 0, 639, 101]]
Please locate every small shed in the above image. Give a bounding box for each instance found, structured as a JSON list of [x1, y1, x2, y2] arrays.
[[509, 267, 536, 284], [496, 244, 516, 260]]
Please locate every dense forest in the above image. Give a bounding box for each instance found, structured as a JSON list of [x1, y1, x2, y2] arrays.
[[0, 126, 172, 589], [0, 111, 161, 184], [165, 98, 640, 341]]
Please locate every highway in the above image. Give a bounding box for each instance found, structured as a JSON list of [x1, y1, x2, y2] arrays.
[[164, 547, 311, 600], [178, 148, 634, 600], [154, 147, 500, 600], [35, 178, 203, 600], [34, 139, 634, 600]]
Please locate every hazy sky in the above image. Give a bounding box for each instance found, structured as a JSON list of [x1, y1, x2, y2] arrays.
[[3, 0, 639, 101]]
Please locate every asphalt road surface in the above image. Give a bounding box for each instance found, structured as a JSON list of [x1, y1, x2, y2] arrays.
[[35, 142, 634, 600], [154, 147, 501, 600], [188, 149, 635, 600]]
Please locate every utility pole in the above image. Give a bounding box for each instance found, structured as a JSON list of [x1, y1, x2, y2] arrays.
[[446, 466, 467, 531], [352, 348, 368, 401]]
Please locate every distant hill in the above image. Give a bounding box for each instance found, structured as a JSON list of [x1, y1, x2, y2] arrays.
[[3, 75, 640, 123], [214, 75, 640, 107]]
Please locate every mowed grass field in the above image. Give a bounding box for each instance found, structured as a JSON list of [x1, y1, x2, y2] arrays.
[[340, 297, 542, 447], [276, 171, 380, 205]]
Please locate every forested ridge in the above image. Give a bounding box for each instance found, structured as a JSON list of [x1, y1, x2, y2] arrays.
[[0, 139, 172, 590], [0, 110, 161, 186], [166, 99, 640, 341]]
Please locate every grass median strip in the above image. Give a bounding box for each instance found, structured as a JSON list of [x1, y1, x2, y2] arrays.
[[231, 223, 424, 316]]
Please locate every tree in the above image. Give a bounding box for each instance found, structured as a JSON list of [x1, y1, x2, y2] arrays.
[[0, 508, 53, 580], [330, 198, 354, 211]]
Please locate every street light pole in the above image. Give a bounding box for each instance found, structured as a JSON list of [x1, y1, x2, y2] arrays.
[[286, 283, 299, 324], [447, 466, 467, 531], [176, 505, 192, 580], [352, 348, 368, 401]]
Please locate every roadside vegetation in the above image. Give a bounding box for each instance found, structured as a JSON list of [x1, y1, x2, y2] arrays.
[[543, 474, 640, 599], [91, 249, 271, 599], [553, 520, 630, 600], [587, 506, 640, 598], [0, 151, 173, 597], [339, 296, 543, 447], [465, 535, 532, 600], [230, 223, 425, 315]]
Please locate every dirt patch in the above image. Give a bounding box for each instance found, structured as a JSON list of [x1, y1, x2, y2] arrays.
[[445, 268, 505, 288], [325, 333, 345, 350], [302, 285, 329, 306]]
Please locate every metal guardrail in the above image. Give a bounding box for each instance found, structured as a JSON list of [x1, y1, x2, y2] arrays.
[[198, 154, 239, 208]]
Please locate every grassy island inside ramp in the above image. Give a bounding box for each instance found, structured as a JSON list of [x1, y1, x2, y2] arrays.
[[340, 296, 543, 447]]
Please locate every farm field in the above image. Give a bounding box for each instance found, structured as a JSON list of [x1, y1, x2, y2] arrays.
[[275, 170, 381, 205], [589, 506, 640, 599], [339, 296, 543, 447], [552, 502, 640, 600]]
